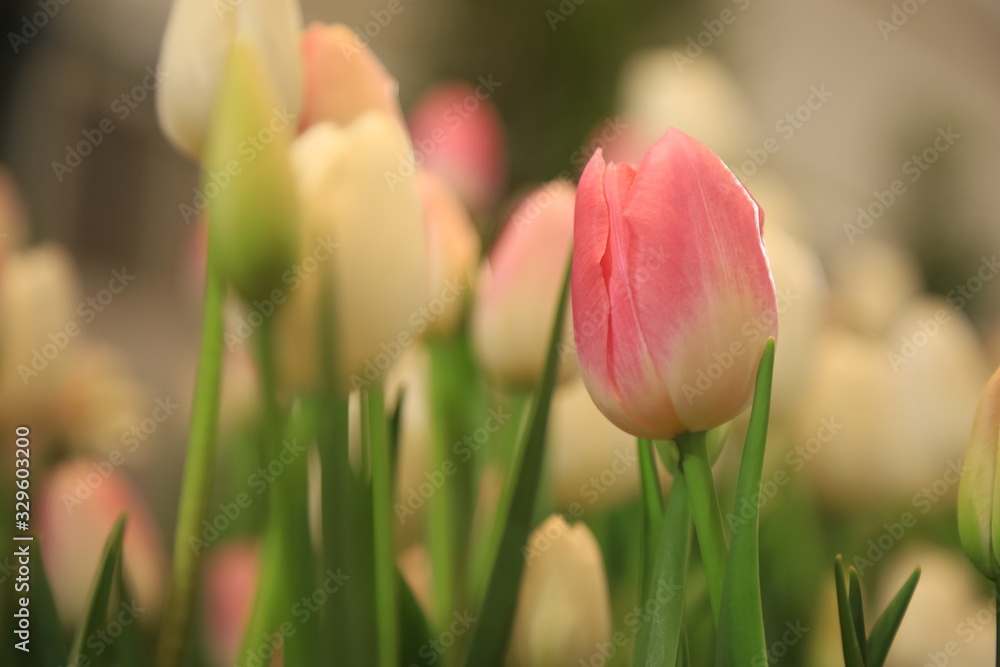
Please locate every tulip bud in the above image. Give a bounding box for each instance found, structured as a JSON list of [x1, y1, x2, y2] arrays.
[[39, 460, 166, 627], [408, 83, 506, 214], [471, 181, 576, 388], [203, 541, 260, 667], [418, 170, 481, 339], [279, 113, 427, 391], [959, 366, 1000, 579], [299, 23, 402, 131], [507, 515, 612, 667], [204, 36, 299, 304], [156, 0, 302, 159], [572, 128, 777, 440]]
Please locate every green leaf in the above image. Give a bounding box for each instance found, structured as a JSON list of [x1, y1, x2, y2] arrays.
[[398, 565, 433, 665], [866, 567, 920, 667], [19, 542, 67, 667], [715, 338, 775, 667], [463, 254, 571, 667], [68, 515, 127, 666], [638, 437, 665, 599], [632, 474, 692, 667], [113, 562, 145, 667], [833, 556, 865, 667], [848, 567, 868, 663]]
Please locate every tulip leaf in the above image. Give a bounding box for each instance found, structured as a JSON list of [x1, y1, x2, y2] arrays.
[[833, 556, 865, 667], [68, 514, 126, 667], [17, 542, 67, 667], [632, 474, 692, 667], [715, 338, 774, 667], [399, 563, 433, 665], [848, 567, 868, 662], [113, 562, 145, 667], [866, 567, 920, 667], [638, 437, 665, 597], [463, 255, 571, 667]]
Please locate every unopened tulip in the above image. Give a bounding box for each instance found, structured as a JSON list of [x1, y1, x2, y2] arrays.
[[959, 366, 1000, 579], [408, 83, 506, 213], [203, 541, 260, 666], [471, 181, 576, 388], [156, 0, 301, 158], [204, 36, 299, 304], [418, 170, 481, 339], [572, 128, 777, 439], [299, 23, 401, 131], [507, 515, 612, 667], [280, 113, 426, 390], [39, 460, 165, 626]]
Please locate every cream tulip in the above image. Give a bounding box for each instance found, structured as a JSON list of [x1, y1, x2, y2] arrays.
[[156, 0, 302, 158]]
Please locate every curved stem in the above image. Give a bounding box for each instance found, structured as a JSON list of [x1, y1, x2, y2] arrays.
[[426, 342, 456, 630], [677, 429, 728, 623], [155, 260, 226, 667]]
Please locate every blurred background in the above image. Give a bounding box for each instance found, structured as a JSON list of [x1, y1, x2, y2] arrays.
[[2, 0, 1000, 664]]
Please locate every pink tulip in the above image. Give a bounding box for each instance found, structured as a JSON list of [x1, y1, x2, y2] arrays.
[[203, 541, 260, 667], [407, 82, 506, 213], [572, 128, 777, 439], [299, 23, 402, 131]]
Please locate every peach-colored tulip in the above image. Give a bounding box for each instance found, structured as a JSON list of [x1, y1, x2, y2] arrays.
[[408, 82, 506, 213], [299, 23, 401, 131], [572, 128, 777, 439], [471, 181, 576, 388], [38, 459, 165, 626], [417, 170, 481, 339], [203, 541, 260, 667]]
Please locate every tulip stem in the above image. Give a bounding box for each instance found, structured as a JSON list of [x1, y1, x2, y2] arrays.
[[638, 437, 665, 597], [155, 257, 226, 667], [427, 342, 457, 631], [363, 384, 398, 667], [676, 429, 728, 623]]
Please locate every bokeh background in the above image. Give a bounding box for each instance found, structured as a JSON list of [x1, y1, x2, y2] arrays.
[[2, 0, 1000, 664]]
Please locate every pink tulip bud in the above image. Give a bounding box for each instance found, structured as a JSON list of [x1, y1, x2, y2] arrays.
[[38, 459, 166, 627], [203, 541, 260, 667], [299, 23, 402, 132], [572, 128, 777, 439], [407, 83, 506, 214], [471, 181, 576, 388]]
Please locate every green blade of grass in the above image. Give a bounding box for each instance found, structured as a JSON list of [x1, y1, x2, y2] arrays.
[[833, 556, 865, 667], [848, 567, 868, 663], [866, 567, 920, 667], [68, 515, 127, 666]]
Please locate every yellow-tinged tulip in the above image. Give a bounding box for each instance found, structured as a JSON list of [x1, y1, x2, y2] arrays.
[[204, 36, 299, 304], [959, 365, 1000, 579], [156, 0, 302, 159], [507, 515, 612, 667], [280, 113, 427, 391]]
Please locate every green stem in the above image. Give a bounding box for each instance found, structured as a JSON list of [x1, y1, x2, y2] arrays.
[[427, 343, 456, 630], [364, 385, 398, 667], [676, 429, 727, 623], [155, 261, 226, 667], [637, 437, 664, 599]]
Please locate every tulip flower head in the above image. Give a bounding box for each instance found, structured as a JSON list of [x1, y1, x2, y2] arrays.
[[572, 128, 777, 440], [958, 366, 1000, 580]]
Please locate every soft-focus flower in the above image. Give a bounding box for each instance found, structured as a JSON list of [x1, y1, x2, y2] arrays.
[[471, 181, 576, 388], [203, 36, 299, 304], [828, 240, 920, 337], [156, 0, 301, 158], [507, 515, 612, 667], [572, 128, 777, 440], [959, 365, 1000, 579], [299, 23, 401, 131], [39, 460, 166, 626], [418, 170, 481, 339], [280, 113, 427, 391], [203, 541, 259, 667], [408, 82, 507, 214]]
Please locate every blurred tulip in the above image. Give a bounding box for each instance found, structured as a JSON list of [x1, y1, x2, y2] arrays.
[[156, 0, 301, 158], [959, 365, 1000, 579], [547, 379, 643, 512], [617, 49, 757, 167], [203, 541, 260, 667], [203, 36, 299, 304], [408, 82, 506, 213], [471, 181, 576, 388], [39, 459, 165, 627], [299, 23, 401, 131], [829, 240, 921, 337], [418, 170, 481, 339], [572, 128, 777, 439], [280, 112, 426, 391], [507, 515, 612, 667]]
